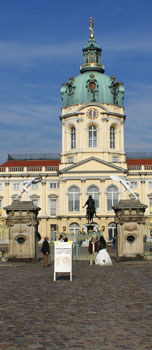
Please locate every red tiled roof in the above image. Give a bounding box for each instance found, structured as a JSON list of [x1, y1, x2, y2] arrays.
[[127, 159, 152, 165], [0, 160, 60, 167]]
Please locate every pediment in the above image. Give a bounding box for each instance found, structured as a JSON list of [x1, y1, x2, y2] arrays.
[[76, 103, 110, 114], [59, 157, 126, 174]]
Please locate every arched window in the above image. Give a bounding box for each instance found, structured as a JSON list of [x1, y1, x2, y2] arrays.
[[68, 186, 80, 211], [110, 126, 115, 149], [87, 185, 99, 210], [71, 127, 76, 149], [96, 53, 99, 63], [90, 53, 94, 63], [69, 223, 80, 235], [88, 125, 97, 148], [106, 185, 118, 211], [108, 222, 116, 241]]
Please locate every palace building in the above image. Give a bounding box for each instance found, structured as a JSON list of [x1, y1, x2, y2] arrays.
[[0, 20, 152, 241]]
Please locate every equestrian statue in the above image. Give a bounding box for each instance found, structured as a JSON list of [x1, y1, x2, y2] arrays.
[[83, 195, 96, 223]]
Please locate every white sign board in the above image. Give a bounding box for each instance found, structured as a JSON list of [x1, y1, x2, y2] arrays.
[[54, 241, 73, 281]]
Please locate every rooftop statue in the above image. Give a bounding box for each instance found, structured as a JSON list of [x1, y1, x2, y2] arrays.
[[110, 175, 138, 200], [89, 17, 94, 38], [14, 177, 42, 201]]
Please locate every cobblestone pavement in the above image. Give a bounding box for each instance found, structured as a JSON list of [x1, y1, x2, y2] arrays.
[[0, 256, 152, 350]]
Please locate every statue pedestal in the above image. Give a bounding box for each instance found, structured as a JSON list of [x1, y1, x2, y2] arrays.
[[4, 201, 41, 262], [85, 223, 97, 233], [113, 200, 147, 261]]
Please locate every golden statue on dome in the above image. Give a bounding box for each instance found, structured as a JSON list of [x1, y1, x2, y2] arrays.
[[89, 17, 94, 38]]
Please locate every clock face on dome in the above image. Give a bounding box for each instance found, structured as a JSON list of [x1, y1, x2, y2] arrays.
[[86, 108, 98, 119]]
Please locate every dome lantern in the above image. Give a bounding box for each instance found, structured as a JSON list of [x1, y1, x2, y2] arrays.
[[80, 17, 105, 74]]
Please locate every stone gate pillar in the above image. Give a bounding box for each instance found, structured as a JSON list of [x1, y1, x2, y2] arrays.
[[113, 200, 147, 261], [4, 201, 41, 262]]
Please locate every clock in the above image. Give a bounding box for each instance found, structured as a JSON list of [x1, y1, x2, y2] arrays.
[[86, 108, 98, 119]]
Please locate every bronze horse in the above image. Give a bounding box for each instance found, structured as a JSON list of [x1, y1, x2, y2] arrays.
[[83, 195, 96, 223]]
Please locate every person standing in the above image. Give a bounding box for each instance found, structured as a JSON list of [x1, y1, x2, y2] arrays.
[[88, 237, 98, 265], [58, 234, 64, 242], [41, 237, 50, 267], [95, 236, 112, 266], [98, 235, 106, 250]]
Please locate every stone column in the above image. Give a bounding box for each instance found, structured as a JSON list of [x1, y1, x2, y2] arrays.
[[100, 178, 105, 212], [5, 181, 10, 206], [102, 117, 108, 151], [140, 180, 145, 204], [41, 180, 47, 216]]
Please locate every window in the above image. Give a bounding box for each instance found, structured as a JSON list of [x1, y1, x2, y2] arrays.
[[112, 156, 119, 163], [107, 185, 119, 211], [0, 183, 2, 190], [67, 157, 74, 163], [12, 183, 20, 190], [108, 222, 116, 241], [88, 125, 97, 148], [49, 198, 57, 217], [31, 183, 39, 190], [90, 53, 94, 63], [32, 198, 39, 206], [149, 197, 152, 211], [68, 186, 80, 212], [110, 126, 115, 149], [30, 195, 39, 207], [130, 182, 138, 188], [0, 198, 2, 209], [49, 183, 58, 189], [148, 182, 152, 189], [71, 127, 76, 149], [87, 186, 99, 210], [50, 225, 58, 241], [96, 53, 99, 63], [69, 223, 80, 235]]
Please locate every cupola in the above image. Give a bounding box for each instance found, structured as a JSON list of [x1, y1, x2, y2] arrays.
[[80, 17, 105, 74]]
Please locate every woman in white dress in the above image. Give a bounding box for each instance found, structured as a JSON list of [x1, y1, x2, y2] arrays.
[[95, 236, 112, 266]]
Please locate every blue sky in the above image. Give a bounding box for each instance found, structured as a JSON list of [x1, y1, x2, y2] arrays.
[[0, 0, 152, 162]]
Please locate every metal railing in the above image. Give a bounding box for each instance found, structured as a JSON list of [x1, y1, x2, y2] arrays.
[[49, 232, 101, 261], [144, 242, 152, 257]]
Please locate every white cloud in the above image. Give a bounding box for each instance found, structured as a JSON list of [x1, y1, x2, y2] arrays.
[[102, 36, 152, 53], [125, 82, 152, 150], [0, 33, 151, 68], [0, 40, 83, 67], [0, 102, 61, 163], [0, 103, 60, 127]]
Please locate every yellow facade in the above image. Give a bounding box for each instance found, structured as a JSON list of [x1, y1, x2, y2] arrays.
[[0, 24, 152, 241], [0, 146, 152, 241]]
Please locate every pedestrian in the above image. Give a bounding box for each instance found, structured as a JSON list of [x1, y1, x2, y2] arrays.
[[41, 236, 50, 267], [98, 235, 106, 250], [88, 237, 98, 265], [95, 236, 112, 266], [58, 234, 64, 242]]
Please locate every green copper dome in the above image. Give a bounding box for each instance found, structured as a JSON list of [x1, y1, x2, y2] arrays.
[[61, 19, 125, 108]]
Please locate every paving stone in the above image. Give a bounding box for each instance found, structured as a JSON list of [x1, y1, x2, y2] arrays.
[[0, 258, 152, 349]]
